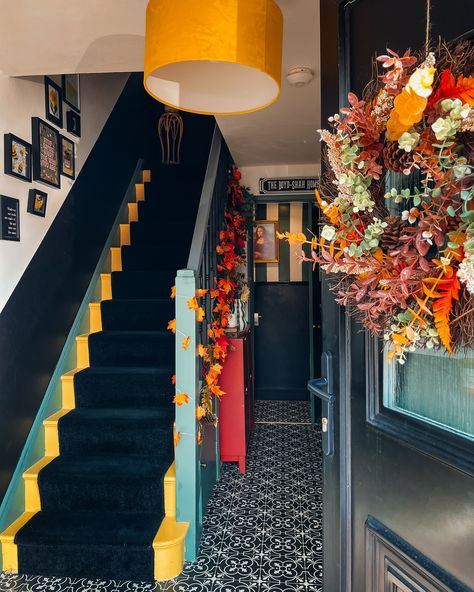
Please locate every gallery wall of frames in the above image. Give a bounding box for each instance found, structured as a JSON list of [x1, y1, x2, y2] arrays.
[[0, 72, 128, 312]]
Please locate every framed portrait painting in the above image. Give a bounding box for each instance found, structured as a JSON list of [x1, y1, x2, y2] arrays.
[[62, 74, 80, 112], [4, 133, 32, 182], [44, 76, 63, 128], [32, 117, 61, 188], [27, 189, 48, 217], [253, 220, 279, 263], [60, 135, 75, 179]]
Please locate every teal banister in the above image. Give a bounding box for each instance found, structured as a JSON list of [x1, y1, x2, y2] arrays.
[[0, 159, 144, 571], [175, 123, 230, 560]]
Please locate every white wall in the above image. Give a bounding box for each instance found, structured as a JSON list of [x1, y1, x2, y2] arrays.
[[240, 163, 320, 196], [0, 72, 128, 312]]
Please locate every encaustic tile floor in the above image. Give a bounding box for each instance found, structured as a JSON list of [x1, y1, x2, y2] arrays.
[[0, 401, 323, 592]]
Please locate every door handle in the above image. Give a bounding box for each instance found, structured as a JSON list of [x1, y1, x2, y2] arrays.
[[308, 351, 334, 456]]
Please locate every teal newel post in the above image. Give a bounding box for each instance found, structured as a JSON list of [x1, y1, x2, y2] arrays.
[[175, 269, 201, 560]]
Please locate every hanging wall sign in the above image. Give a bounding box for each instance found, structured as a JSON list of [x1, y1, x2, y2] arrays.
[[259, 176, 318, 195], [0, 195, 20, 241]]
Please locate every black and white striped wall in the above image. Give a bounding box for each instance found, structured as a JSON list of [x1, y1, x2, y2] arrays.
[[254, 202, 311, 283]]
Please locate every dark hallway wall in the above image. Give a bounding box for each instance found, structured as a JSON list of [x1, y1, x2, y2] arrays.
[[0, 73, 214, 501]]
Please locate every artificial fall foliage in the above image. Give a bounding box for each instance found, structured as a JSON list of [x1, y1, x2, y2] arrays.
[[279, 40, 474, 363], [168, 166, 253, 443]]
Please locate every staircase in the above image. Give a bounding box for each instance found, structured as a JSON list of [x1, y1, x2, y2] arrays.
[[0, 166, 204, 582]]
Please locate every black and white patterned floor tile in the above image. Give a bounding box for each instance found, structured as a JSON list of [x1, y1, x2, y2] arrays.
[[254, 400, 312, 425], [0, 402, 322, 592]]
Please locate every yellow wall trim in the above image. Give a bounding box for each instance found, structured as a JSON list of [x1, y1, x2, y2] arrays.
[[0, 512, 37, 572], [128, 203, 138, 223]]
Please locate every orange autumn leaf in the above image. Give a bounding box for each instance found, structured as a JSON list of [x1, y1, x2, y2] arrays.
[[196, 289, 209, 297], [431, 274, 460, 354], [198, 344, 208, 358], [210, 289, 220, 298], [196, 405, 206, 420], [197, 429, 203, 445], [170, 285, 176, 299], [167, 318, 176, 334], [173, 392, 190, 406], [196, 307, 205, 322], [210, 384, 225, 398], [429, 70, 474, 107], [218, 277, 233, 294], [171, 374, 176, 385], [182, 336, 191, 350], [174, 431, 181, 447], [187, 296, 199, 311], [211, 363, 223, 375]]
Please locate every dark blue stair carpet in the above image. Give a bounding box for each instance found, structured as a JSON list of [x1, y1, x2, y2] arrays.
[[73, 367, 174, 408], [16, 510, 161, 581], [121, 244, 189, 272], [100, 299, 173, 331], [111, 270, 176, 300], [88, 330, 174, 367]]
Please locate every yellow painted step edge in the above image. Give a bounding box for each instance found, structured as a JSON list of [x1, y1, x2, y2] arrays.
[[101, 273, 112, 301], [89, 303, 102, 333], [135, 183, 145, 202], [110, 247, 122, 272], [61, 369, 80, 409], [0, 511, 37, 572], [128, 203, 138, 224], [76, 334, 90, 368], [120, 224, 131, 247], [164, 462, 176, 518], [142, 169, 151, 183], [23, 456, 56, 513], [153, 518, 189, 581]]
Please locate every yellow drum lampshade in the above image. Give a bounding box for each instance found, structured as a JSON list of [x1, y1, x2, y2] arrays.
[[144, 0, 283, 116]]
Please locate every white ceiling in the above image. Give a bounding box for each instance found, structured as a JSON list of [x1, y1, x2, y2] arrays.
[[0, 0, 320, 167]]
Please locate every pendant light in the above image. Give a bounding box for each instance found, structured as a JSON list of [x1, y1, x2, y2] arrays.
[[144, 0, 283, 116]]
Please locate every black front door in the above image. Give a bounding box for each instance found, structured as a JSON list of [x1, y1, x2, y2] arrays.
[[319, 1, 474, 590]]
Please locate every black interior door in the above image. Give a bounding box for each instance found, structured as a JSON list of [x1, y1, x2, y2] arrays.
[[319, 1, 474, 590], [254, 282, 310, 400]]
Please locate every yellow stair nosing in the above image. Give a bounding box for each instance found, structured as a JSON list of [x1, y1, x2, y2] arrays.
[[153, 517, 189, 549], [164, 461, 176, 484], [0, 512, 37, 542], [23, 456, 56, 480]]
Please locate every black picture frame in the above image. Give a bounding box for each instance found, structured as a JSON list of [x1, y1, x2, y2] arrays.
[[44, 76, 63, 128], [32, 117, 61, 189], [60, 135, 75, 179], [0, 195, 20, 241], [66, 110, 81, 138], [27, 189, 48, 217], [62, 74, 80, 112], [4, 133, 32, 182]]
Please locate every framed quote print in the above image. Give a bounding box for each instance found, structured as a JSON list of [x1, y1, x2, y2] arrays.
[[32, 117, 61, 188]]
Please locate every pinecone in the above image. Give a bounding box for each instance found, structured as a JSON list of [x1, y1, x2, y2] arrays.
[[383, 141, 414, 173], [458, 131, 474, 165], [380, 216, 405, 253]]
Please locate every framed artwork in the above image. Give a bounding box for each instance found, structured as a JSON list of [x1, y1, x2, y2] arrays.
[[253, 220, 279, 263], [32, 117, 61, 188], [62, 74, 80, 112], [44, 76, 63, 128], [66, 110, 81, 138], [4, 133, 32, 182], [0, 195, 20, 241], [27, 189, 48, 217], [60, 135, 75, 179]]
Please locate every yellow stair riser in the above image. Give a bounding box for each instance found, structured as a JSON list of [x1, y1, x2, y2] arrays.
[[76, 335, 90, 368], [101, 273, 112, 301], [0, 512, 37, 572], [142, 169, 151, 183], [89, 303, 102, 333], [23, 457, 56, 513], [61, 370, 78, 409], [135, 183, 145, 202], [153, 518, 188, 581], [128, 203, 138, 223], [120, 224, 131, 247], [110, 247, 122, 272], [164, 462, 177, 518]]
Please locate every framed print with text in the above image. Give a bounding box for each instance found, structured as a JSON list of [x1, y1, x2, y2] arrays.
[[32, 117, 61, 188]]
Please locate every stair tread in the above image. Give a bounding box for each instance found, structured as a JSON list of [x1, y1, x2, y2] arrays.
[[16, 510, 162, 546], [77, 366, 174, 375], [61, 407, 174, 421], [40, 454, 171, 480]]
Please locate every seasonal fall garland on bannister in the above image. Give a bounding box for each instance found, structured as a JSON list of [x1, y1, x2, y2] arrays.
[[168, 167, 253, 443], [279, 41, 474, 363]]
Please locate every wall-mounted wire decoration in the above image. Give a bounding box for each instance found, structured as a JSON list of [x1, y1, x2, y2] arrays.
[[158, 106, 184, 165]]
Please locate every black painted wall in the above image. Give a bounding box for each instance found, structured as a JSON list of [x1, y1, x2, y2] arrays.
[[0, 73, 214, 501]]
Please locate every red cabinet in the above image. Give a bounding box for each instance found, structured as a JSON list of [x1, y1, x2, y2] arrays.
[[219, 328, 254, 473]]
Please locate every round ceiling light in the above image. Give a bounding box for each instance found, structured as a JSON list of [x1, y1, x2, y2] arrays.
[[286, 67, 314, 88], [144, 0, 283, 116]]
